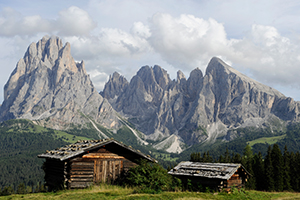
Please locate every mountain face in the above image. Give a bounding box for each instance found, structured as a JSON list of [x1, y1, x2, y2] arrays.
[[102, 57, 300, 152], [0, 36, 120, 130]]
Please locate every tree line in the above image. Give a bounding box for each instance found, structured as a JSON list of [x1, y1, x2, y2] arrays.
[[190, 144, 300, 191]]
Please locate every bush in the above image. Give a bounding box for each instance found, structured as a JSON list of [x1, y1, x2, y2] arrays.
[[123, 159, 181, 193]]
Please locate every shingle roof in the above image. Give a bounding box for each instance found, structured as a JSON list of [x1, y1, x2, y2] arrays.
[[168, 161, 248, 180], [38, 138, 156, 162]]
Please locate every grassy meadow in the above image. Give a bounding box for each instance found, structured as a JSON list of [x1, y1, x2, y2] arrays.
[[247, 134, 286, 147], [1, 184, 300, 200]]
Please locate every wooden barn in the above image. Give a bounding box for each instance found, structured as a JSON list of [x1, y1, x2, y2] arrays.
[[168, 161, 251, 191], [38, 138, 156, 190]]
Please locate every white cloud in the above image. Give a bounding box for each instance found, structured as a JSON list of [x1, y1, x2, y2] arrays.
[[1, 1, 300, 101], [57, 6, 96, 36], [0, 6, 95, 37], [230, 24, 300, 86], [148, 13, 232, 72]]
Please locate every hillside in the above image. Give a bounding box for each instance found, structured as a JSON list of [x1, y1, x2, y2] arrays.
[[0, 119, 70, 190]]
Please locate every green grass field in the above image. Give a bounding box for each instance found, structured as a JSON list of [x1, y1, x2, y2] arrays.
[[53, 130, 91, 143], [247, 134, 286, 147], [1, 184, 300, 200]]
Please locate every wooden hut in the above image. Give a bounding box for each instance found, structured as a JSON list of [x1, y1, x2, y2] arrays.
[[168, 161, 251, 191], [38, 138, 156, 190]]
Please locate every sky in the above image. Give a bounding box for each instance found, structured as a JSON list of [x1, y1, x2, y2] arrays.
[[1, 0, 300, 102]]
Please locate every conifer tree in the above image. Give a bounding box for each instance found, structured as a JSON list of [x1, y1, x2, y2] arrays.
[[231, 152, 242, 163], [253, 152, 265, 190], [283, 145, 291, 191], [17, 183, 26, 194], [206, 151, 213, 162], [271, 144, 284, 191], [202, 152, 207, 162], [289, 152, 298, 191], [242, 144, 255, 189], [224, 147, 230, 163], [264, 145, 274, 191]]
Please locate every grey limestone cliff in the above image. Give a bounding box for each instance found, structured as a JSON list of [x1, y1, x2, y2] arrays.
[[0, 36, 120, 130], [101, 57, 300, 150]]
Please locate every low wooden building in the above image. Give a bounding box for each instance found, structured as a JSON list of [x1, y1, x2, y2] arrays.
[[168, 161, 250, 191], [38, 138, 156, 190]]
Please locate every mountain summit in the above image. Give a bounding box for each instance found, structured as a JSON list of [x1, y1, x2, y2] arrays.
[[102, 57, 300, 152], [0, 36, 120, 130]]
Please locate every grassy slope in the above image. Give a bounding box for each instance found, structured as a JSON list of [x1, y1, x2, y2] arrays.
[[247, 134, 286, 147], [1, 184, 300, 200]]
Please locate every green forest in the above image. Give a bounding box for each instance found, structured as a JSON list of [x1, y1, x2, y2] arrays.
[[191, 143, 300, 191], [0, 119, 68, 192]]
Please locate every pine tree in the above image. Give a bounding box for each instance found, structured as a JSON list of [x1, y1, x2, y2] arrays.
[[283, 145, 291, 191], [1, 186, 14, 195], [264, 145, 274, 191], [206, 151, 213, 162], [271, 144, 284, 191], [242, 144, 255, 189], [289, 152, 298, 191], [231, 152, 242, 163], [224, 147, 230, 163], [17, 183, 26, 194], [202, 152, 207, 162], [253, 152, 265, 190]]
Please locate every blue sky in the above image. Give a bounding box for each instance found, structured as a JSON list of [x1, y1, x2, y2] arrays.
[[1, 0, 300, 102]]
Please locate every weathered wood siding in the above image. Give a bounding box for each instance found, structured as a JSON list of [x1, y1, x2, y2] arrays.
[[67, 146, 138, 188], [69, 161, 94, 189], [226, 173, 242, 187]]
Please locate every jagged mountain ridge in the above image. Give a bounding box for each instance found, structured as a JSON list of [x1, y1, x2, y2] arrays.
[[101, 57, 300, 152], [0, 36, 121, 130]]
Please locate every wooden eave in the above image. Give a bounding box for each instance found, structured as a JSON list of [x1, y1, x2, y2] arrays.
[[38, 138, 157, 163]]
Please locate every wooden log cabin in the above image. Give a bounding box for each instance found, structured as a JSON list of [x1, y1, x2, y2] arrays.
[[38, 139, 156, 190], [168, 162, 251, 191]]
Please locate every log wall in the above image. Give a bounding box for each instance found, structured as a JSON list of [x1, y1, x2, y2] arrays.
[[67, 146, 138, 188]]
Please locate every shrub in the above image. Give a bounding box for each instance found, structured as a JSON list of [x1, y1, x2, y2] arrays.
[[123, 159, 181, 193]]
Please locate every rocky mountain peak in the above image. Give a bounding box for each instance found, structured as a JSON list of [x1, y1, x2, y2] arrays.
[[100, 72, 129, 100], [205, 57, 232, 77], [0, 36, 120, 130], [177, 70, 186, 81], [153, 65, 171, 89]]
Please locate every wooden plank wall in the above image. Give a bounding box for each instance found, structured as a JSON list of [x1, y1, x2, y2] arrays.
[[69, 161, 94, 189], [227, 173, 242, 187], [67, 146, 139, 188]]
